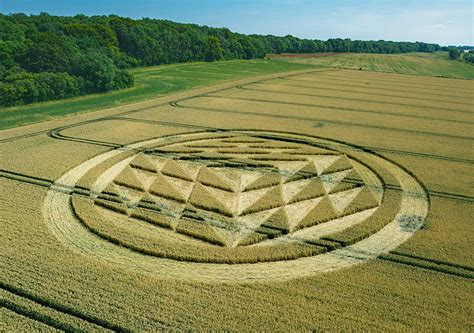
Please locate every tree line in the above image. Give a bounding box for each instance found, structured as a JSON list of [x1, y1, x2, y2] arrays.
[[448, 48, 474, 65], [0, 13, 442, 106]]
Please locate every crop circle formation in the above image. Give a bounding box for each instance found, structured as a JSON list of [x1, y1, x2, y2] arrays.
[[44, 131, 428, 281]]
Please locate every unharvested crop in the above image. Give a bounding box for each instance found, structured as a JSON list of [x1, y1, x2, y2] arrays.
[[329, 168, 365, 193], [196, 167, 235, 192], [260, 207, 290, 233], [323, 189, 401, 245], [241, 186, 285, 215], [175, 217, 228, 246], [1, 63, 472, 331], [130, 153, 158, 173], [295, 196, 339, 230], [244, 172, 282, 191], [188, 183, 234, 217], [148, 174, 187, 203], [288, 178, 326, 203], [161, 159, 196, 181], [113, 166, 146, 192]]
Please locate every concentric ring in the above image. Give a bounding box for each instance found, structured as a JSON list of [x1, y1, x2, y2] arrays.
[[43, 131, 429, 282]]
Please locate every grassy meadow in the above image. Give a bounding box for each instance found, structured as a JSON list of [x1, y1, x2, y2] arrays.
[[273, 52, 474, 79]]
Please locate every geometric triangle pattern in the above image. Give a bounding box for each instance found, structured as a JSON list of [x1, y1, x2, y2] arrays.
[[161, 159, 195, 181], [340, 187, 379, 216], [244, 172, 282, 191], [329, 168, 365, 194], [113, 166, 146, 192], [149, 174, 187, 203], [328, 187, 362, 214], [260, 207, 290, 233], [288, 178, 326, 204], [100, 134, 380, 248], [321, 155, 352, 174], [129, 153, 157, 173], [295, 196, 338, 230], [197, 167, 235, 192], [241, 186, 285, 215], [188, 183, 234, 217], [284, 161, 319, 183]]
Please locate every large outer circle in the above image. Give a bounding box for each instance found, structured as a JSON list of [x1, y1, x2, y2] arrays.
[[43, 131, 429, 282]]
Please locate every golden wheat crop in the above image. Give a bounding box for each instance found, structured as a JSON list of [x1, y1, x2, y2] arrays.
[[1, 66, 472, 331]]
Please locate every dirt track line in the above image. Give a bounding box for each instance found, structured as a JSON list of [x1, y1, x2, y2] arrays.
[[422, 190, 474, 203], [0, 169, 53, 185], [109, 116, 219, 131], [48, 125, 123, 148], [315, 71, 474, 93], [266, 81, 474, 107], [202, 95, 474, 140], [299, 65, 474, 82], [100, 117, 474, 164], [388, 250, 474, 272], [378, 254, 474, 279], [0, 170, 129, 204], [172, 100, 474, 141], [236, 85, 474, 123], [280, 77, 474, 101], [0, 298, 77, 332], [362, 146, 474, 164], [0, 129, 50, 143], [0, 281, 128, 332], [0, 102, 169, 144], [291, 73, 474, 96], [383, 183, 474, 203]]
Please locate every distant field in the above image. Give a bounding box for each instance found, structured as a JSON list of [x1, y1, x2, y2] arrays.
[[3, 53, 472, 131], [272, 52, 474, 79], [1, 66, 473, 331], [0, 60, 313, 130], [267, 52, 338, 58]]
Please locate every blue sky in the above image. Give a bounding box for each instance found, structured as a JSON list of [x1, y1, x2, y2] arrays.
[[1, 0, 472, 45]]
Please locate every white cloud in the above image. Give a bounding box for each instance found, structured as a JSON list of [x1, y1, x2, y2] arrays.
[[291, 2, 473, 45]]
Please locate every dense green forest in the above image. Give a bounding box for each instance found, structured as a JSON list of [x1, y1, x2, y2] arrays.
[[0, 13, 442, 106]]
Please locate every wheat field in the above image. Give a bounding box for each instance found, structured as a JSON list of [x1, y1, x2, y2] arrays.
[[1, 65, 473, 331]]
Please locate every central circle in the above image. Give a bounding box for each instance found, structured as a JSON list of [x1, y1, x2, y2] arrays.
[[71, 131, 388, 264]]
